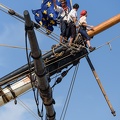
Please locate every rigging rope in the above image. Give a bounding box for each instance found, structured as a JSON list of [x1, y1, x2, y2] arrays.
[[1, 3, 120, 53], [0, 3, 71, 50], [0, 43, 48, 53], [25, 29, 43, 119], [0, 4, 58, 40], [95, 35, 120, 51], [17, 97, 41, 120], [3, 32, 120, 87], [0, 43, 31, 50], [60, 63, 80, 120]]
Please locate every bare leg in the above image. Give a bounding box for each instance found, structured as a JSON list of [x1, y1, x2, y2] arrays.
[[60, 35, 63, 43], [86, 40, 96, 52], [69, 37, 73, 46], [86, 40, 91, 47], [63, 37, 68, 43]]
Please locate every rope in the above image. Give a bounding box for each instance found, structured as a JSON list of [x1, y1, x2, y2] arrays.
[[0, 43, 48, 53], [1, 3, 120, 53], [25, 29, 43, 118], [60, 63, 79, 120], [0, 4, 58, 41], [52, 45, 64, 58], [0, 43, 31, 50], [0, 3, 71, 50], [95, 35, 120, 51], [17, 98, 41, 120], [0, 8, 25, 23], [0, 45, 83, 87], [6, 33, 119, 87], [45, 50, 86, 75], [3, 32, 119, 86]]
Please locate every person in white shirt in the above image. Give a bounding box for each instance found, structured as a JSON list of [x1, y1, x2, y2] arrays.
[[53, 0, 70, 43], [67, 3, 79, 46], [78, 10, 96, 52]]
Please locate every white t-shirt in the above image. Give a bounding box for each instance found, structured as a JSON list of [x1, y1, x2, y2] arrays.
[[78, 16, 87, 25], [54, 5, 69, 21], [67, 9, 77, 22]]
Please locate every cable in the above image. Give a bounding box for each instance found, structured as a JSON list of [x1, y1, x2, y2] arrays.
[[0, 3, 70, 50], [17, 98, 41, 120], [60, 63, 79, 120], [5, 33, 119, 88], [52, 65, 74, 88], [0, 43, 48, 53], [0, 43, 31, 50], [25, 29, 43, 119], [95, 35, 120, 51], [1, 3, 120, 53], [4, 33, 117, 87]]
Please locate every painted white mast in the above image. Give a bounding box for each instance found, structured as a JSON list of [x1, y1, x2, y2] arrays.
[[0, 76, 31, 106]]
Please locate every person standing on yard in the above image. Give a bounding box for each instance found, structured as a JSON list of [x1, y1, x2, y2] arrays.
[[78, 10, 96, 52], [53, 0, 70, 43], [67, 3, 79, 46]]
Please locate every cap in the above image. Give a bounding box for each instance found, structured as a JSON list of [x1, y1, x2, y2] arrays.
[[80, 10, 87, 16]]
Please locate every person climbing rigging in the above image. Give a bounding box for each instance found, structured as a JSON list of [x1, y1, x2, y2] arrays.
[[53, 0, 70, 43], [78, 10, 96, 52]]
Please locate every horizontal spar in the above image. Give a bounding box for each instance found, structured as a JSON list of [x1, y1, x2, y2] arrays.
[[87, 14, 120, 37]]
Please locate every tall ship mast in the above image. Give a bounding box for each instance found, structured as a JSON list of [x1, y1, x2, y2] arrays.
[[0, 1, 120, 120]]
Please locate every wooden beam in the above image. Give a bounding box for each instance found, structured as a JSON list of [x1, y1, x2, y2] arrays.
[[88, 14, 120, 37]]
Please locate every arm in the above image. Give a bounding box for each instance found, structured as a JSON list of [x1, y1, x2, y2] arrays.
[[80, 16, 94, 29], [82, 23, 94, 30], [53, 0, 63, 13], [53, 0, 57, 9], [72, 10, 78, 24], [73, 17, 77, 24], [76, 25, 80, 28], [82, 22, 93, 27]]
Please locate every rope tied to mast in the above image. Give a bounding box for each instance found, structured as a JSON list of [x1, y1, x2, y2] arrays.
[[6, 84, 17, 104], [8, 9, 15, 15]]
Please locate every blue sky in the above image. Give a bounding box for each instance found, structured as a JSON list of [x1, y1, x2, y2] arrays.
[[0, 0, 120, 120]]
